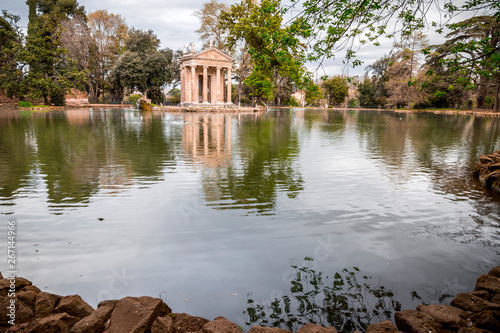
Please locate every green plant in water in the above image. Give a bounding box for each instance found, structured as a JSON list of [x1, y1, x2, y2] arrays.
[[128, 94, 142, 105]]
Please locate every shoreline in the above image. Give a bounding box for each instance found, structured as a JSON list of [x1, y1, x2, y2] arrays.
[[1, 102, 499, 116], [1, 266, 499, 333]]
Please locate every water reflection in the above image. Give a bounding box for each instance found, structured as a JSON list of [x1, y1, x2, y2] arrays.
[[0, 109, 180, 212], [244, 258, 401, 333], [198, 112, 304, 214]]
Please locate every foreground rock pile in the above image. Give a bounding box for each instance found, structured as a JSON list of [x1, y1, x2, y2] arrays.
[[1, 267, 499, 333], [473, 151, 500, 194]]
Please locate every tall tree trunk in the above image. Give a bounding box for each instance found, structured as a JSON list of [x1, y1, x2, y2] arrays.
[[494, 84, 499, 112]]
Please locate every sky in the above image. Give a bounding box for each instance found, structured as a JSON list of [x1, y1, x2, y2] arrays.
[[0, 0, 478, 79]]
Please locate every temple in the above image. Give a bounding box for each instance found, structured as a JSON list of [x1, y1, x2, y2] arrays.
[[179, 43, 234, 107]]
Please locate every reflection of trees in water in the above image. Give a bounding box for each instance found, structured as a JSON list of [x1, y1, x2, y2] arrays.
[[202, 112, 304, 214], [244, 258, 401, 333], [0, 110, 179, 211]]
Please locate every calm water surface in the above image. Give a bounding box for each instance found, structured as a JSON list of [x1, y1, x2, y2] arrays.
[[0, 108, 499, 331]]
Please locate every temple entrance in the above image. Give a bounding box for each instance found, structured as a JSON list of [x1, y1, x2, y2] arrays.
[[198, 75, 212, 103]]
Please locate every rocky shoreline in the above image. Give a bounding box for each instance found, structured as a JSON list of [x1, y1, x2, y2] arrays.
[[474, 151, 500, 194], [1, 267, 499, 333]]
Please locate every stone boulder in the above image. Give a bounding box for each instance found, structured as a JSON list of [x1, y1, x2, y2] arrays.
[[25, 312, 80, 333], [451, 292, 499, 313], [106, 296, 171, 333], [394, 309, 443, 333], [0, 295, 34, 325], [365, 320, 399, 333], [248, 327, 293, 333], [297, 323, 337, 333], [475, 274, 500, 294], [55, 294, 94, 319], [470, 309, 500, 332], [70, 299, 117, 333], [16, 290, 38, 309], [488, 266, 500, 279], [416, 304, 468, 329], [173, 313, 210, 333], [152, 316, 175, 333], [203, 316, 242, 333], [0, 277, 33, 296], [35, 292, 62, 318]]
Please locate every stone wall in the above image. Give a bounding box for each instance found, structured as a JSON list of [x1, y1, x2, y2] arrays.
[[1, 267, 499, 333]]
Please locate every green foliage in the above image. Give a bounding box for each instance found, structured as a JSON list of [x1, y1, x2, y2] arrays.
[[348, 99, 359, 108], [128, 94, 141, 105], [288, 0, 499, 68], [0, 11, 24, 98], [322, 76, 349, 106], [171, 92, 181, 104], [284, 96, 299, 107], [111, 30, 178, 100], [18, 101, 33, 107], [357, 77, 377, 108], [305, 83, 323, 107], [220, 0, 309, 101]]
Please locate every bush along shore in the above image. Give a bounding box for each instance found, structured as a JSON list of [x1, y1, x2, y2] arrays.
[[1, 267, 499, 333]]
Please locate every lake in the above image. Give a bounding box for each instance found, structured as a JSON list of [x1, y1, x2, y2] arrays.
[[0, 107, 499, 332]]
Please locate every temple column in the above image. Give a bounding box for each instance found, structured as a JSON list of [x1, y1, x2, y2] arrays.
[[191, 65, 197, 103], [180, 66, 185, 103], [216, 67, 221, 104], [202, 65, 208, 103], [226, 67, 232, 104]]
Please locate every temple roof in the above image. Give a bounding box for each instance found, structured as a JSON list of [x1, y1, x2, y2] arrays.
[[180, 47, 233, 63]]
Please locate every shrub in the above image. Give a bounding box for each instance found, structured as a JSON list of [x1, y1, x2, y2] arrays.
[[348, 99, 359, 108], [284, 96, 299, 107], [128, 94, 141, 105], [171, 92, 181, 104], [18, 101, 33, 107]]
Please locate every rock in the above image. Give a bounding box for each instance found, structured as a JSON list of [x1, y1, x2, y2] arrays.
[[16, 290, 38, 309], [475, 274, 500, 294], [152, 316, 174, 333], [488, 266, 500, 278], [22, 285, 42, 294], [0, 295, 34, 325], [203, 317, 242, 333], [365, 320, 399, 333], [491, 294, 500, 304], [488, 163, 500, 171], [248, 327, 293, 333], [297, 323, 337, 333], [457, 328, 493, 333], [416, 304, 468, 329], [451, 293, 495, 313], [70, 299, 117, 333], [470, 310, 500, 332], [26, 312, 80, 333], [173, 313, 210, 333], [471, 290, 490, 300], [55, 294, 94, 319], [0, 277, 33, 296], [4, 322, 30, 332], [35, 292, 62, 318], [0, 272, 3, 279], [394, 309, 443, 333], [106, 296, 171, 333]]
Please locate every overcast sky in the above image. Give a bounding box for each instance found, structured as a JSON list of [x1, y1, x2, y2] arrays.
[[0, 0, 477, 78]]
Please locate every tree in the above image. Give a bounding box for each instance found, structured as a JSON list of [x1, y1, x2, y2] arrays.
[[0, 11, 24, 98], [322, 76, 349, 106], [220, 0, 309, 103], [111, 29, 177, 104], [87, 9, 127, 102], [194, 0, 230, 52], [20, 0, 86, 105], [426, 15, 500, 110], [383, 32, 429, 108], [287, 0, 499, 66], [357, 77, 377, 108], [305, 82, 323, 107]]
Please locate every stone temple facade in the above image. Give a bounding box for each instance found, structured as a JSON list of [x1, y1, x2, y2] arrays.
[[179, 44, 234, 107]]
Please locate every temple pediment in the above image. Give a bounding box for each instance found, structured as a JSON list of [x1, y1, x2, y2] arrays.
[[192, 48, 233, 61]]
